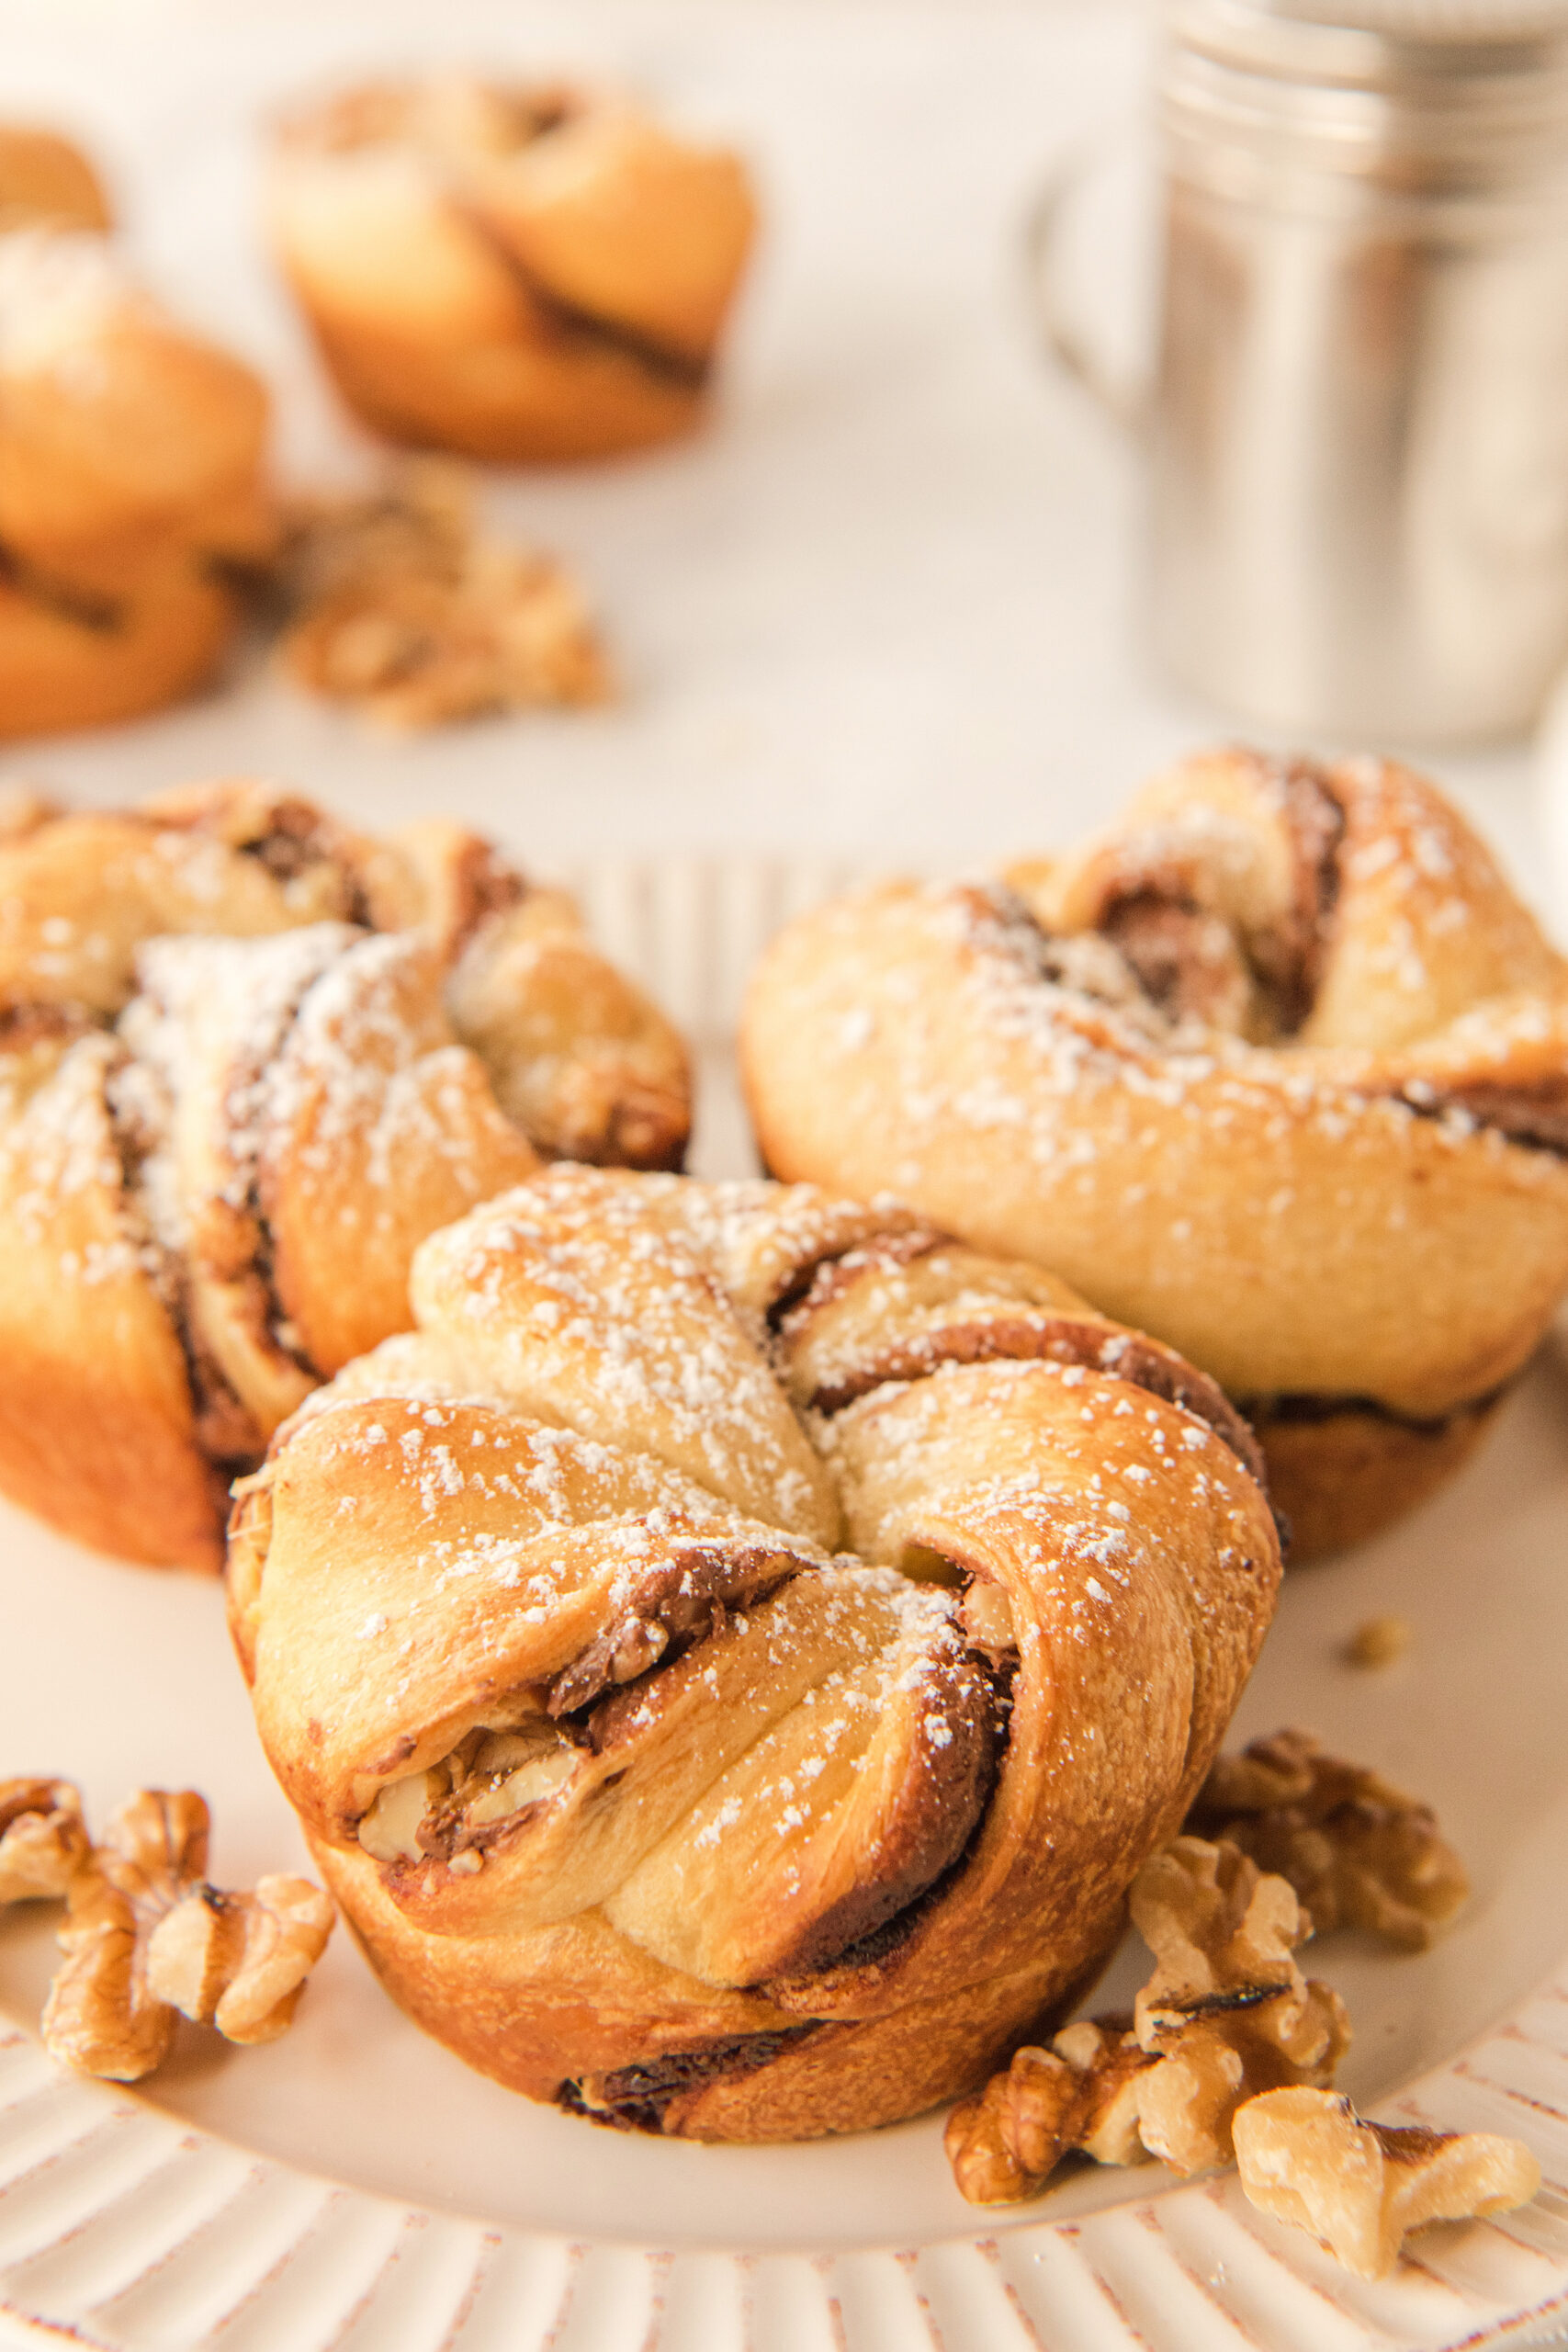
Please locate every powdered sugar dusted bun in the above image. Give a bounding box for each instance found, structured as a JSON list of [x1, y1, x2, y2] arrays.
[[267, 77, 756, 462], [0, 785, 690, 1568], [230, 1165, 1280, 2142], [741, 750, 1568, 1558], [0, 220, 276, 739]]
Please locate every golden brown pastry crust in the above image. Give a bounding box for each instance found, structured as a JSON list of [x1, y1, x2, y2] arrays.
[[1243, 1395, 1502, 1562], [0, 225, 275, 737], [740, 752, 1568, 1555], [0, 128, 111, 234], [231, 1166, 1280, 2141], [267, 79, 755, 462], [0, 786, 690, 1569]]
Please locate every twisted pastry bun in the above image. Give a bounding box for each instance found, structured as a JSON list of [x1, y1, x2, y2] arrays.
[[0, 785, 689, 1569], [0, 226, 275, 739], [268, 79, 756, 463], [0, 127, 111, 233], [741, 752, 1568, 1558], [229, 1165, 1281, 2142]]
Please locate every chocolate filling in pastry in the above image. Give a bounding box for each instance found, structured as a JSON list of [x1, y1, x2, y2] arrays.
[[1400, 1077, 1568, 1158], [0, 543, 119, 632], [797, 1310, 1267, 1487], [547, 1544, 800, 1724], [762, 1224, 944, 1333], [101, 1046, 270, 1471], [1243, 1385, 1508, 1440], [102, 933, 346, 1467], [1096, 761, 1346, 1039], [560, 2026, 821, 2132]]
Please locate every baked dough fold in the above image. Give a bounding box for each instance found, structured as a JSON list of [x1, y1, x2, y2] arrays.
[[741, 751, 1568, 1554], [0, 786, 689, 1567], [268, 78, 756, 462], [0, 224, 274, 737], [231, 1165, 1280, 2140]]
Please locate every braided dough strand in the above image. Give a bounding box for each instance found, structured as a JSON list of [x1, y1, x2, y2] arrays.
[[267, 80, 755, 463], [0, 790, 689, 1567], [233, 1166, 1280, 2139], [741, 752, 1568, 1551]]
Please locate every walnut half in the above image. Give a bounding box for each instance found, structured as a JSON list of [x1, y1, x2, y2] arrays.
[[1234, 2086, 1540, 2278], [39, 1790, 333, 2082], [0, 1778, 89, 1905], [1188, 1728, 1467, 1951], [944, 2023, 1154, 2205]]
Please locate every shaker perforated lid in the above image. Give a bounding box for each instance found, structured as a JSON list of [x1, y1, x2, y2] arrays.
[[1164, 0, 1568, 182], [1273, 0, 1568, 30], [1168, 0, 1568, 90]]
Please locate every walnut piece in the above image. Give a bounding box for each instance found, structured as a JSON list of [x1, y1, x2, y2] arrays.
[[0, 1779, 89, 1904], [1234, 2086, 1540, 2278], [1130, 1837, 1350, 2175], [950, 1736, 1471, 2211], [947, 1837, 1350, 2203], [944, 2023, 1156, 2204], [280, 464, 611, 729], [39, 1789, 333, 2081], [1188, 1728, 1468, 1951]]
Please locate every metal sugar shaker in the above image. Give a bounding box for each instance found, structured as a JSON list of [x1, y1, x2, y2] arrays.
[[1152, 0, 1568, 744]]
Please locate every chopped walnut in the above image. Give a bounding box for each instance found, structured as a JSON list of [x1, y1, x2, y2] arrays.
[[279, 463, 611, 729], [1188, 1728, 1468, 1951], [1130, 1837, 1350, 2174], [0, 1779, 89, 1905], [1345, 1615, 1411, 1669], [947, 1837, 1350, 2205], [39, 1789, 333, 2081], [1234, 2086, 1541, 2278], [944, 2023, 1156, 2204]]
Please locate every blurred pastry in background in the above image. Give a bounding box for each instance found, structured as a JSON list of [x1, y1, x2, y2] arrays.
[[267, 77, 756, 462], [742, 751, 1568, 1559], [0, 126, 111, 232], [0, 221, 276, 740], [279, 462, 611, 729]]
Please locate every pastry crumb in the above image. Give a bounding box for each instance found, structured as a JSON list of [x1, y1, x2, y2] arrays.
[[1345, 1613, 1410, 1669], [278, 462, 612, 730]]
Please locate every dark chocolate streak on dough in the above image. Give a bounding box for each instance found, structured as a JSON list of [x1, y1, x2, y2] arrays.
[[807, 1314, 1269, 1491], [98, 1046, 264, 1475], [1401, 1078, 1568, 1159], [763, 1225, 944, 1333], [547, 1545, 799, 1724], [0, 541, 118, 629], [1244, 1383, 1509, 1439], [1098, 760, 1346, 1037], [1268, 759, 1347, 1032], [457, 199, 712, 386], [558, 2025, 821, 2132]]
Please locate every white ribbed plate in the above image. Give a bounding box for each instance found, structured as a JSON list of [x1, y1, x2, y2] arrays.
[[3, 853, 1568, 2352]]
